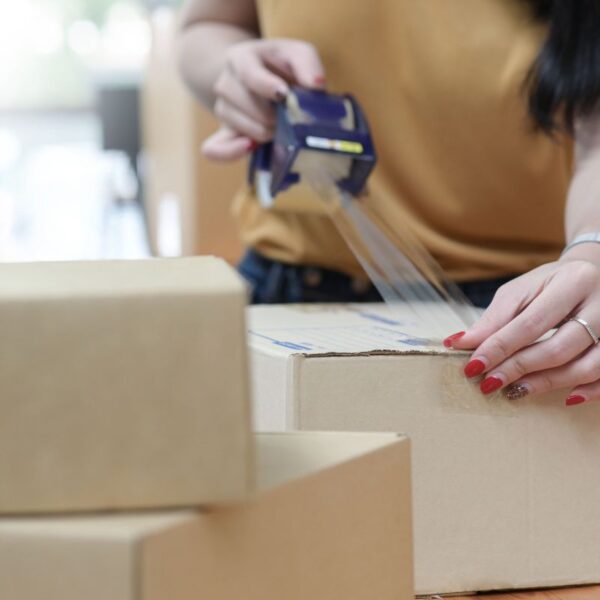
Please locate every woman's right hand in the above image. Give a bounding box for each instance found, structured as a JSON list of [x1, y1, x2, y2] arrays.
[[202, 38, 327, 161]]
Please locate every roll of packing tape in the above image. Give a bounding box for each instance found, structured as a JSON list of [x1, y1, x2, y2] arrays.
[[286, 92, 354, 191]]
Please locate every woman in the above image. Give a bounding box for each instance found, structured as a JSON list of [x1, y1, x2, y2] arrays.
[[178, 0, 600, 406]]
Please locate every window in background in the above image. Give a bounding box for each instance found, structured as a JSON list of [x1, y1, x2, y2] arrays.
[[0, 0, 176, 261], [0, 0, 154, 110]]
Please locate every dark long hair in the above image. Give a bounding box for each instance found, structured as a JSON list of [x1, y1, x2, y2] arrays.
[[526, 0, 600, 133]]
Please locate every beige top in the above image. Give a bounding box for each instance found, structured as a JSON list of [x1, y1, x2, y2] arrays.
[[233, 0, 573, 281]]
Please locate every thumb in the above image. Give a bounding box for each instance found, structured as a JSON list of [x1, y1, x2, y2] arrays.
[[261, 39, 327, 90]]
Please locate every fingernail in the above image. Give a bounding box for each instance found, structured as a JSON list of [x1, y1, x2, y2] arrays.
[[443, 331, 465, 348], [246, 140, 259, 152], [480, 376, 504, 395], [464, 358, 486, 378], [274, 89, 287, 102], [566, 394, 587, 407], [504, 383, 531, 400], [314, 75, 326, 86]]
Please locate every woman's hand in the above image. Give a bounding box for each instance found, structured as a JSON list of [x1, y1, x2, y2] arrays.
[[447, 112, 600, 407], [202, 38, 326, 161], [445, 256, 600, 406]]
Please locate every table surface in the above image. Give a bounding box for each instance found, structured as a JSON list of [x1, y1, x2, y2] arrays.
[[446, 586, 600, 599]]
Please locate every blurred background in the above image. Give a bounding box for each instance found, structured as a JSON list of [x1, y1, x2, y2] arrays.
[[0, 0, 243, 263]]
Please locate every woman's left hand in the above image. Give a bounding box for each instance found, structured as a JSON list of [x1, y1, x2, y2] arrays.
[[446, 258, 600, 406]]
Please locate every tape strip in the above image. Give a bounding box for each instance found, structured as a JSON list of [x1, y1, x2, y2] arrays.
[[440, 357, 519, 417]]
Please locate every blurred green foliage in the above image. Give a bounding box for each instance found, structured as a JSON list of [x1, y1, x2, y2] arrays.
[[62, 0, 115, 25], [4, 0, 162, 110], [45, 0, 183, 25], [29, 0, 114, 26], [3, 0, 184, 110]]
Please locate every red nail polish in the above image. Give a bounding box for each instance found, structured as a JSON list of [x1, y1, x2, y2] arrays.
[[566, 394, 586, 407], [247, 140, 259, 152], [443, 331, 465, 348], [480, 376, 503, 395], [314, 75, 327, 86], [464, 358, 486, 378]]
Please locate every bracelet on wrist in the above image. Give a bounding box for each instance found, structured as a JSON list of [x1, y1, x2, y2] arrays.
[[561, 232, 600, 257]]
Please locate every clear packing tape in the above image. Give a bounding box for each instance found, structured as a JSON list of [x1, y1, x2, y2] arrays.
[[286, 94, 480, 338]]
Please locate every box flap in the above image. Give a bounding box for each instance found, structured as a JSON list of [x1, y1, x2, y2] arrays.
[[254, 432, 408, 491], [248, 303, 467, 357]]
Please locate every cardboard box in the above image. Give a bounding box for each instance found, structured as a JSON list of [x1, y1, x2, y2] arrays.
[[141, 8, 243, 262], [248, 303, 600, 596], [0, 432, 413, 600], [0, 257, 252, 513]]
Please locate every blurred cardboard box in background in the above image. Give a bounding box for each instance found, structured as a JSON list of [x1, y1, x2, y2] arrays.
[[0, 257, 251, 513], [141, 9, 243, 263]]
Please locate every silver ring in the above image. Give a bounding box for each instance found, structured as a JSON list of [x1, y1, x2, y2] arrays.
[[569, 317, 600, 345]]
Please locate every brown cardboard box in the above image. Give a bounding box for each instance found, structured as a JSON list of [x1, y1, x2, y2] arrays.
[[141, 8, 243, 262], [0, 257, 252, 513], [0, 432, 413, 600], [247, 303, 600, 596]]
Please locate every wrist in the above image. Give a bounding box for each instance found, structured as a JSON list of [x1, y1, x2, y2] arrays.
[[559, 241, 600, 268]]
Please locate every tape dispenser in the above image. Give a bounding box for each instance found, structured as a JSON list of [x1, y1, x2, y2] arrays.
[[248, 87, 377, 210]]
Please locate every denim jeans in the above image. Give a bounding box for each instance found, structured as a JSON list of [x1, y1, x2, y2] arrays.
[[238, 249, 516, 309]]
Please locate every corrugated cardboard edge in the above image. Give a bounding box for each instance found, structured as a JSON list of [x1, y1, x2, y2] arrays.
[[301, 349, 463, 358], [417, 582, 600, 598]]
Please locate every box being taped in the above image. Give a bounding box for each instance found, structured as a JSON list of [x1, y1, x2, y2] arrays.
[[0, 257, 251, 513], [0, 432, 413, 600], [248, 303, 600, 596]]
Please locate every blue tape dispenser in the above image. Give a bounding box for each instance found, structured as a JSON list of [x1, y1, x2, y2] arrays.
[[248, 87, 377, 210]]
